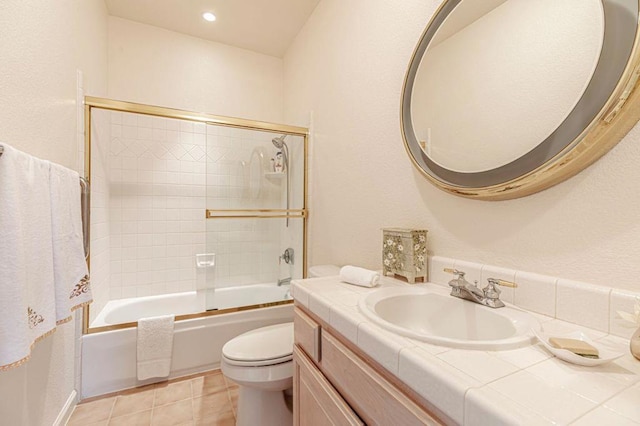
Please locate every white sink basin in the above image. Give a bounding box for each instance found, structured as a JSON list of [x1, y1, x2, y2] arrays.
[[359, 286, 540, 350]]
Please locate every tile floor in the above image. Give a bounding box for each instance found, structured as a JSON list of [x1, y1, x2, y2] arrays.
[[67, 370, 238, 426]]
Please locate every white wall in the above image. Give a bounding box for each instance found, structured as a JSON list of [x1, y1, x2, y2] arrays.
[[0, 0, 108, 424], [108, 17, 284, 123], [283, 0, 640, 293]]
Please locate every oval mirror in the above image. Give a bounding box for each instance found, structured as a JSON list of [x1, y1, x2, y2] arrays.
[[401, 0, 640, 200]]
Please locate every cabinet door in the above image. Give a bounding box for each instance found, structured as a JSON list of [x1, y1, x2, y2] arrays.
[[294, 346, 363, 426], [321, 332, 440, 425], [294, 307, 321, 363]]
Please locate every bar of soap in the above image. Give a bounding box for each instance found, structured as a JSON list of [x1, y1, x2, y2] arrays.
[[549, 337, 599, 358]]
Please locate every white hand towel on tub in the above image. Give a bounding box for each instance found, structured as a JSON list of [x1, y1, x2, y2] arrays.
[[137, 315, 175, 380], [339, 266, 380, 288], [49, 162, 91, 324], [0, 144, 57, 370]]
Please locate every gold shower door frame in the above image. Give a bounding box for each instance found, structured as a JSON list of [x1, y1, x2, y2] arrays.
[[83, 96, 309, 334]]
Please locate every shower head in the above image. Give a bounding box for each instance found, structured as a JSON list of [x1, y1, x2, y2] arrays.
[[271, 135, 287, 149], [270, 134, 291, 227]]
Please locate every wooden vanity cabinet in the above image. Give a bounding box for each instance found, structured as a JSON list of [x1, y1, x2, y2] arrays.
[[293, 307, 442, 426], [294, 346, 364, 426]]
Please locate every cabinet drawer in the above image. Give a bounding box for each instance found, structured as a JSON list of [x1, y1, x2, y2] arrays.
[[294, 307, 321, 362], [294, 346, 364, 426], [321, 332, 439, 426]]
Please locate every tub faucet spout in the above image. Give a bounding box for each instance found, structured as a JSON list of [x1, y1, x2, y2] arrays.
[[277, 277, 291, 286]]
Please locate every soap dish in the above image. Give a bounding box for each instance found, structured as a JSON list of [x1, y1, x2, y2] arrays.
[[533, 329, 624, 367]]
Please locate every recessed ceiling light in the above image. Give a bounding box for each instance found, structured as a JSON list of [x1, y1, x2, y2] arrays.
[[202, 12, 216, 22]]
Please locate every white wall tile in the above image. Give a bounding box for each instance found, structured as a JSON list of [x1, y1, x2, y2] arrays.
[[398, 347, 479, 425], [556, 279, 611, 332], [438, 350, 519, 384], [488, 370, 596, 424], [356, 323, 415, 375], [526, 358, 631, 404], [514, 271, 557, 317], [464, 387, 554, 426], [609, 289, 640, 338], [104, 116, 289, 306], [428, 256, 455, 285], [602, 382, 640, 423], [572, 406, 639, 426]]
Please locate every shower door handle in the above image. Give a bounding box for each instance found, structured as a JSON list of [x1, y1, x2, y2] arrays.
[[79, 177, 90, 260]]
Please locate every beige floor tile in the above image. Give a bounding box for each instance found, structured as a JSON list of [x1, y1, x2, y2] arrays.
[[152, 399, 193, 426], [68, 397, 116, 425], [228, 388, 238, 410], [155, 380, 192, 406], [108, 409, 152, 426], [191, 372, 227, 397], [192, 393, 233, 420], [222, 375, 238, 389], [194, 409, 235, 426], [120, 383, 157, 395], [111, 388, 155, 418]]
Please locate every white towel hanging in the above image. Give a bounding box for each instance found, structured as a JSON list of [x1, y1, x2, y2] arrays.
[[50, 162, 92, 324], [137, 315, 175, 380], [0, 144, 92, 371], [0, 144, 57, 370]]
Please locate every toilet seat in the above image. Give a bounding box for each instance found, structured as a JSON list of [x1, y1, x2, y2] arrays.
[[222, 322, 293, 367], [223, 353, 292, 367]]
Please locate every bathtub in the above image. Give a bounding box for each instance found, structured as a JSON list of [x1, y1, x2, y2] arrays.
[[81, 284, 293, 398], [91, 284, 291, 327]]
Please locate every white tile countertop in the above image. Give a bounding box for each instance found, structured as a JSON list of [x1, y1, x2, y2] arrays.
[[291, 276, 640, 426]]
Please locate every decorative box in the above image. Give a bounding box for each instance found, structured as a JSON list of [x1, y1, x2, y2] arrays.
[[382, 228, 428, 283]]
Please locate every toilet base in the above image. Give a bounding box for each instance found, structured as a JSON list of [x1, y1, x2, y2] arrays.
[[236, 386, 293, 426]]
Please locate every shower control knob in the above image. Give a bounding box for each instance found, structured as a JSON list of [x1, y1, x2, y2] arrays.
[[280, 248, 294, 265]]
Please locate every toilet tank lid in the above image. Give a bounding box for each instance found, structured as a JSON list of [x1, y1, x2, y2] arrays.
[[222, 323, 293, 362], [308, 264, 341, 277]]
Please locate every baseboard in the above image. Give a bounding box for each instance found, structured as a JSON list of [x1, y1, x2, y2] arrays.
[[53, 390, 77, 426]]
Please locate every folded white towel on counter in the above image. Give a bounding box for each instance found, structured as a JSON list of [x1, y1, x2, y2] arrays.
[[339, 265, 380, 288], [0, 144, 57, 371], [137, 315, 175, 380], [49, 162, 91, 324]]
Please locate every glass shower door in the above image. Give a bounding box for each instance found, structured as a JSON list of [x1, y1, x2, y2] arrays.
[[203, 125, 306, 311]]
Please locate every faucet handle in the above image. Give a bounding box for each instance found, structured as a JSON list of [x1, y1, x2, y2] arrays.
[[443, 268, 465, 278], [444, 268, 468, 290], [487, 278, 517, 288], [483, 278, 516, 308]]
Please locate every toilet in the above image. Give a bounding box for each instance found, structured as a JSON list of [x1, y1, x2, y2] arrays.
[[221, 323, 295, 426], [221, 265, 339, 426]]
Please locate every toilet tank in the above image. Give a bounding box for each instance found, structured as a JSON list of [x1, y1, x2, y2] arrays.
[[308, 265, 341, 278]]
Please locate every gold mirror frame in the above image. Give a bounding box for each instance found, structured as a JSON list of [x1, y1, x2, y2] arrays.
[[401, 0, 640, 201]]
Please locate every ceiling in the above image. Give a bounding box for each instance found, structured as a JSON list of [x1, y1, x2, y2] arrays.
[[105, 0, 321, 58]]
